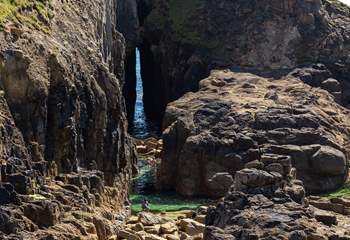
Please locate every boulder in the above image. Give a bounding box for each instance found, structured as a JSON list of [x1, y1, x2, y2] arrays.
[[288, 231, 307, 240], [179, 219, 205, 236], [145, 234, 166, 240], [139, 212, 164, 226], [204, 160, 349, 239], [165, 234, 180, 240], [330, 198, 350, 208], [144, 225, 160, 235], [285, 183, 305, 204], [311, 146, 346, 176], [119, 230, 141, 240], [235, 169, 276, 189], [160, 222, 177, 234], [314, 209, 337, 226], [194, 215, 206, 224], [179, 232, 190, 240], [206, 173, 234, 198], [321, 78, 341, 93], [160, 70, 350, 196], [93, 216, 114, 240], [8, 174, 32, 195], [23, 201, 61, 228], [308, 197, 349, 215], [127, 216, 140, 224], [132, 223, 144, 232]]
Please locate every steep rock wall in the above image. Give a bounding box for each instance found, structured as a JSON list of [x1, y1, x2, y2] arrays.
[[139, 0, 350, 114], [0, 0, 135, 239]]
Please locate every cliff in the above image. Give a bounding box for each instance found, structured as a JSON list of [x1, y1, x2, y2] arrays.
[[0, 0, 135, 239], [119, 0, 350, 119]]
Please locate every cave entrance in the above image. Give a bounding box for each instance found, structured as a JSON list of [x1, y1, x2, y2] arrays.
[[127, 48, 162, 139]]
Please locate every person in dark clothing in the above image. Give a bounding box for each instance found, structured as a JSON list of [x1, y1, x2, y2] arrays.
[[142, 198, 150, 211]]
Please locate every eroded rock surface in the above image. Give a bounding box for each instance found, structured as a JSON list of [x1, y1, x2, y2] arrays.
[[160, 70, 350, 197], [204, 154, 350, 240], [135, 0, 350, 116], [0, 0, 135, 239]]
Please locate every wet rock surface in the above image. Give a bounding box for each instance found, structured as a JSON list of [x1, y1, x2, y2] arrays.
[[160, 70, 350, 197]]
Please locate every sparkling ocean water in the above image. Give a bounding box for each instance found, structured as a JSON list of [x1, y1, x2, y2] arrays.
[[130, 49, 161, 139], [131, 49, 159, 194]]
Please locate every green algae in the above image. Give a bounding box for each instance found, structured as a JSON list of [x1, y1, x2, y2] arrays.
[[130, 193, 208, 213], [322, 183, 350, 198]]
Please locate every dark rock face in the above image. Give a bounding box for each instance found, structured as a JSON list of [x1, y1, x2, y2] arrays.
[[0, 0, 135, 184], [133, 0, 350, 117], [288, 63, 350, 107], [204, 158, 350, 239], [118, 0, 350, 122], [159, 70, 350, 197], [0, 0, 135, 239]]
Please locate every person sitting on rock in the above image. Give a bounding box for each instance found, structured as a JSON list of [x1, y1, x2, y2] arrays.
[[142, 198, 150, 211]]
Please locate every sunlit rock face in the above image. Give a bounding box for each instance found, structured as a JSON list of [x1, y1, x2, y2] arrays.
[[160, 70, 350, 198], [204, 150, 350, 239], [0, 0, 136, 239], [131, 0, 350, 117]]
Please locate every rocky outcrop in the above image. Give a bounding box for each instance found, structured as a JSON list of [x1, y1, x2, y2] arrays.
[[121, 0, 350, 119], [204, 156, 350, 240], [120, 208, 208, 240], [204, 154, 350, 240], [0, 170, 131, 239], [0, 0, 135, 239], [159, 70, 350, 197]]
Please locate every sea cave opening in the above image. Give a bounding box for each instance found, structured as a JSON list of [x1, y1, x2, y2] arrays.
[[124, 45, 163, 140]]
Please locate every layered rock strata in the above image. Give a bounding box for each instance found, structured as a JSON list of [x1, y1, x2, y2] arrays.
[[0, 0, 135, 239], [160, 70, 350, 197]]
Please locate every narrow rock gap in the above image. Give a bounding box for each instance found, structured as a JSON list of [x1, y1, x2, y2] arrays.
[[128, 47, 162, 139]]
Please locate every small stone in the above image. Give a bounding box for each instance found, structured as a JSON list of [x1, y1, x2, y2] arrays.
[[289, 230, 307, 240], [166, 234, 180, 240], [118, 230, 141, 240], [139, 212, 163, 226], [314, 209, 337, 226], [145, 234, 166, 240], [160, 222, 177, 234], [132, 223, 144, 232], [127, 216, 139, 224], [265, 163, 284, 175], [244, 160, 264, 169], [179, 232, 190, 240], [137, 145, 148, 154], [144, 225, 160, 234], [179, 219, 205, 236], [194, 215, 206, 224], [307, 233, 327, 240]]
